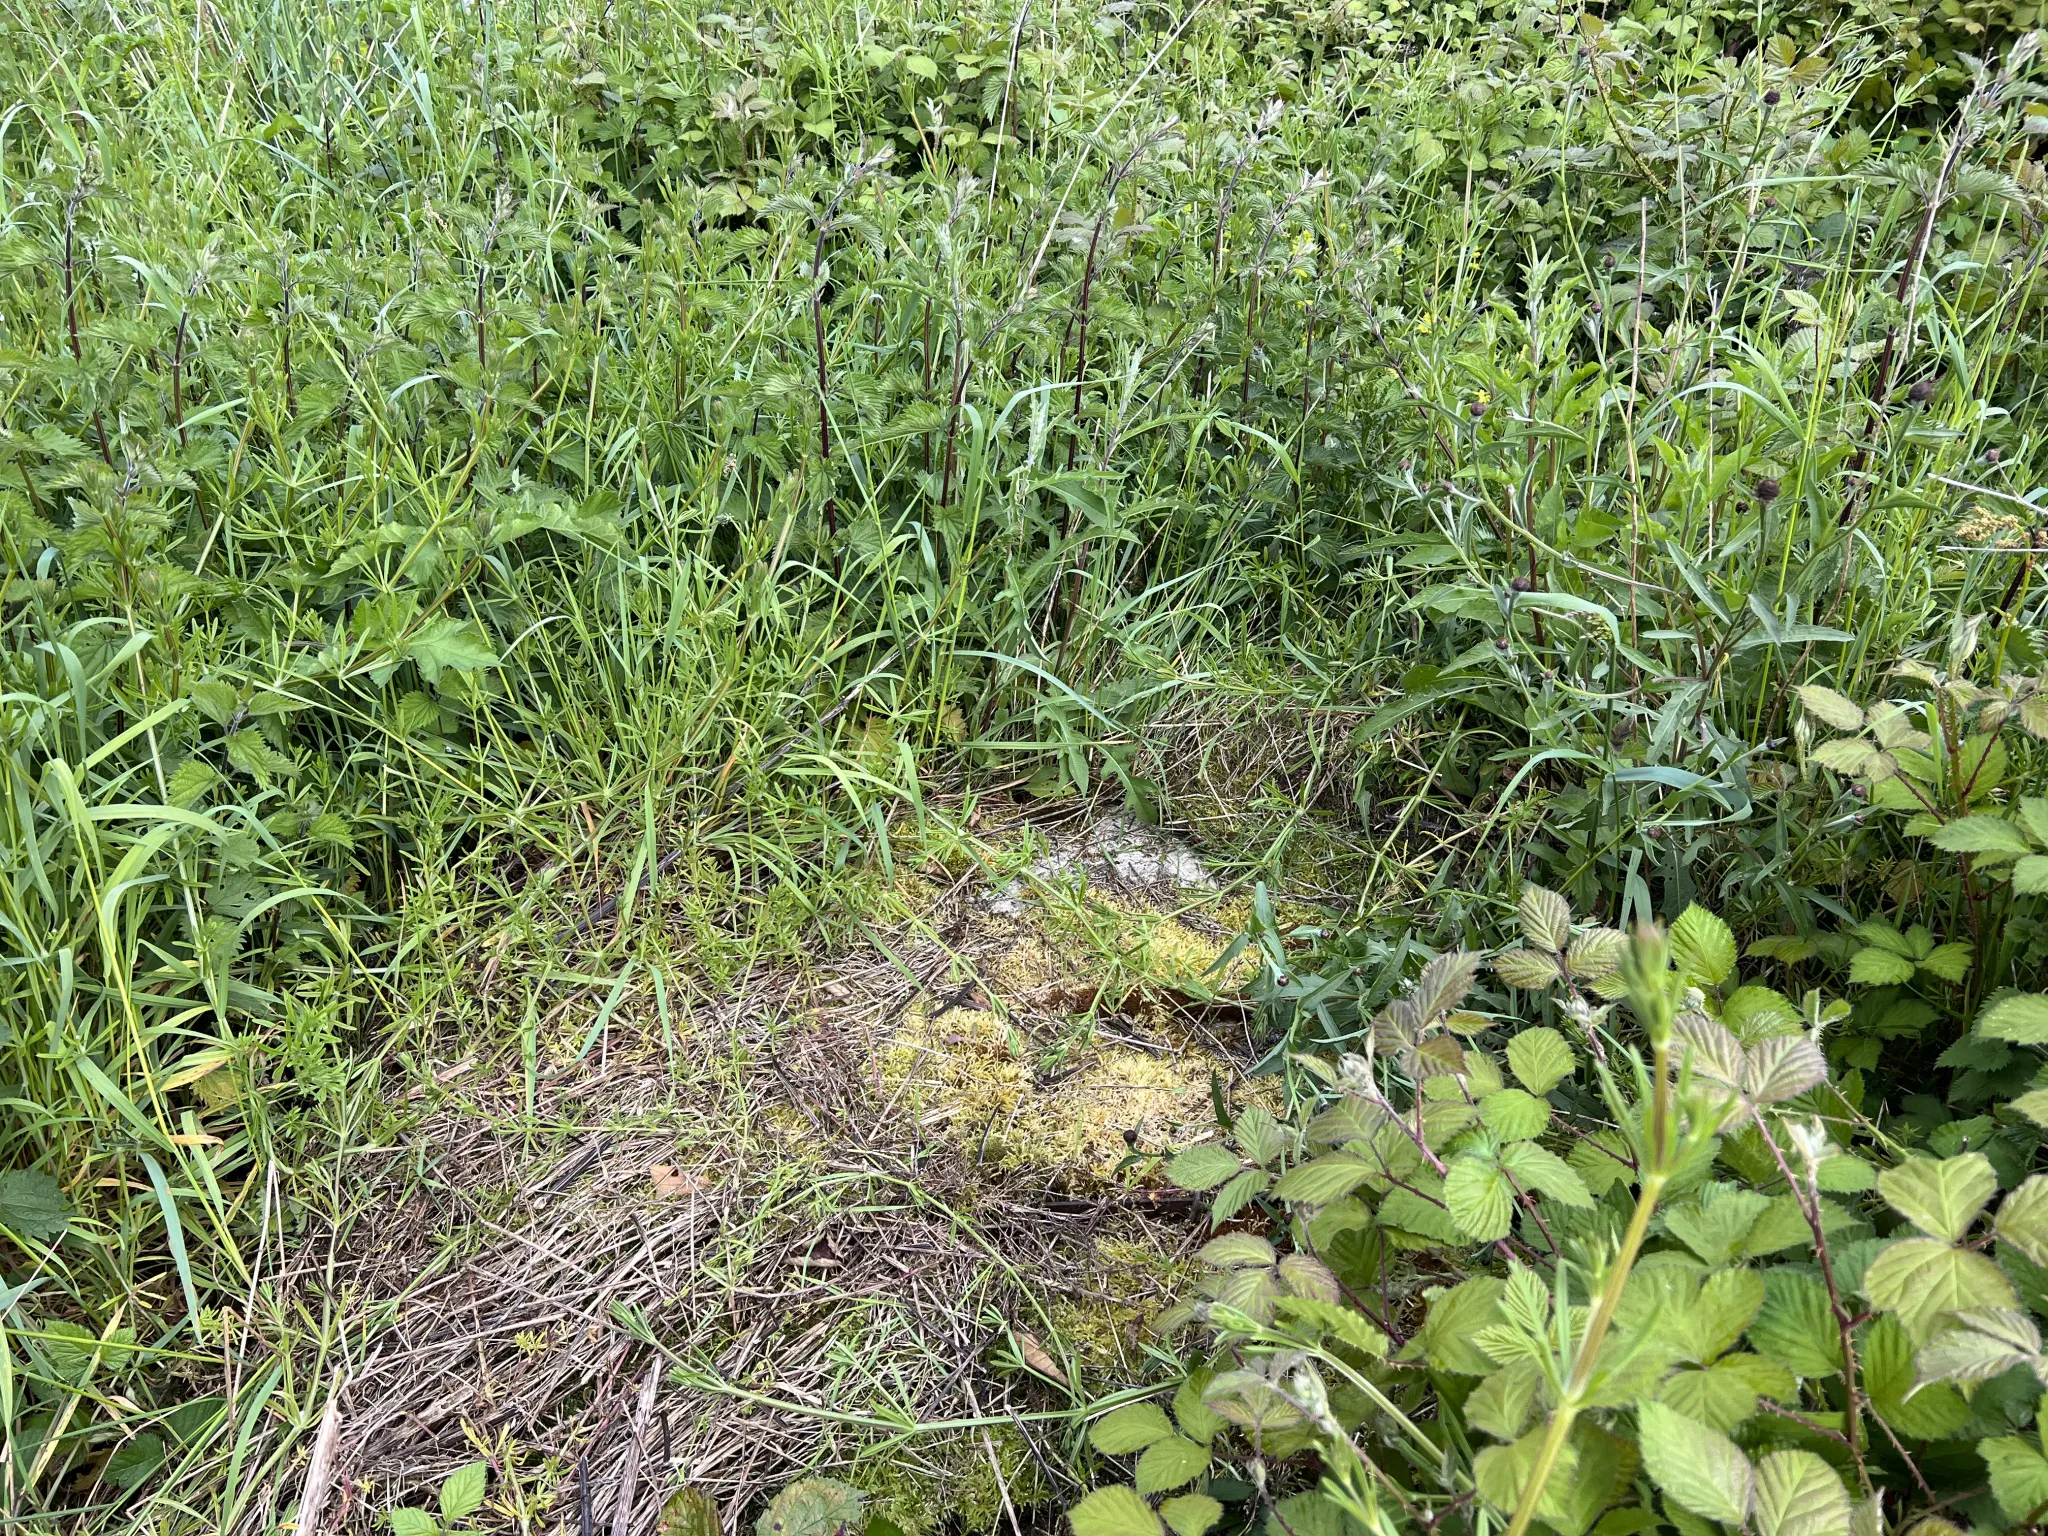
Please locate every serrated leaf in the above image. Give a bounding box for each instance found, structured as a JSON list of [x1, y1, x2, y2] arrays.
[[1198, 1234, 1275, 1269], [1412, 950, 1484, 1022], [1272, 1153, 1375, 1204], [1919, 943, 1973, 982], [1995, 1175, 2048, 1267], [1233, 1105, 1283, 1166], [1481, 1088, 1551, 1140], [1863, 1312, 1971, 1439], [1979, 993, 2048, 1044], [1751, 1271, 1842, 1377], [1638, 1401, 1754, 1523], [1863, 1237, 2018, 1343], [1568, 928, 1628, 978], [1446, 1156, 1516, 1241], [1848, 948, 1917, 986], [1743, 1035, 1827, 1105], [1519, 884, 1573, 951], [1914, 1307, 2043, 1387], [755, 1480, 863, 1536], [1671, 906, 1737, 986], [1166, 1145, 1241, 1192], [1494, 948, 1564, 989], [1878, 1154, 1997, 1242], [2010, 1090, 2048, 1128], [1134, 1435, 1208, 1495], [2015, 856, 2048, 894], [1158, 1495, 1221, 1536], [1276, 1296, 1388, 1356], [1795, 685, 1864, 731], [0, 1169, 72, 1242], [1658, 1364, 1760, 1433], [388, 1511, 438, 1536], [1752, 1451, 1851, 1536], [1929, 815, 2033, 856], [1422, 1277, 1508, 1375], [1068, 1486, 1163, 1536], [1499, 1141, 1595, 1208], [1171, 1374, 1226, 1444], [440, 1462, 487, 1523], [1810, 738, 1879, 774], [1210, 1169, 1267, 1226], [1090, 1403, 1174, 1455], [1980, 1436, 2048, 1521], [1507, 1028, 1574, 1095], [403, 617, 499, 684], [1665, 1189, 1771, 1267]]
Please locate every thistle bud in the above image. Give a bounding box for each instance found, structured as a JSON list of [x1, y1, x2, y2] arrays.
[[1754, 477, 1781, 502]]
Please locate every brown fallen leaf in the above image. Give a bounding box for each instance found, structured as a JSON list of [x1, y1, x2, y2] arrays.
[[1015, 1329, 1066, 1385], [649, 1164, 705, 1198]]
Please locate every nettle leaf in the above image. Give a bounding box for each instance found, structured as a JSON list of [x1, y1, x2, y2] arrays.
[[1795, 685, 1865, 731], [1751, 1450, 1852, 1536], [1638, 1401, 1753, 1524], [1166, 1144, 1242, 1192], [1494, 948, 1563, 989], [1978, 993, 2048, 1044], [1878, 1154, 1997, 1242], [1090, 1403, 1174, 1455], [0, 1169, 73, 1242], [1446, 1156, 1516, 1241], [1863, 1237, 2018, 1344], [1995, 1175, 2048, 1267], [1068, 1486, 1163, 1536], [1507, 1028, 1574, 1095], [1519, 884, 1573, 951], [1670, 906, 1737, 987]]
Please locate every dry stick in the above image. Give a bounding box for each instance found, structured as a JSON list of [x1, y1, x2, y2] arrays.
[[292, 1369, 349, 1536], [607, 1361, 662, 1536]]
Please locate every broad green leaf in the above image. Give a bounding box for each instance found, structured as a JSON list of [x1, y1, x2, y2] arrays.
[[1481, 1088, 1551, 1140], [1863, 1237, 2018, 1344], [1507, 1028, 1574, 1094], [1878, 1154, 1997, 1242], [1752, 1451, 1851, 1536], [1863, 1313, 1972, 1439], [1995, 1175, 2048, 1267], [1198, 1234, 1275, 1269], [1750, 1272, 1842, 1378], [1446, 1156, 1515, 1241], [1980, 1436, 2048, 1521], [1210, 1168, 1267, 1225], [1920, 943, 1973, 982], [1090, 1403, 1174, 1455], [1171, 1373, 1226, 1444], [389, 1514, 438, 1536], [1658, 1363, 1759, 1432], [1692, 1268, 1767, 1359], [1271, 1153, 1375, 1204], [1234, 1105, 1283, 1165], [1519, 884, 1573, 950], [1795, 685, 1864, 731], [1068, 1486, 1164, 1536], [1134, 1436, 1208, 1495], [105, 1433, 166, 1491], [1467, 1360, 1543, 1440], [1810, 738, 1880, 774], [0, 1169, 72, 1241], [1494, 948, 1563, 989], [1928, 815, 2033, 857], [1422, 1277, 1508, 1375], [1913, 1308, 2043, 1388], [755, 1480, 862, 1536], [1978, 993, 2048, 1044], [1568, 928, 1629, 979], [1637, 1401, 1754, 1523], [1670, 906, 1737, 987], [440, 1461, 488, 1523], [2011, 1090, 2048, 1129], [1166, 1145, 1242, 1192], [1847, 948, 1916, 986], [1158, 1495, 1222, 1536], [1724, 986, 1802, 1042], [1666, 1189, 1771, 1266], [404, 617, 499, 684], [2015, 856, 2048, 895], [1499, 1141, 1594, 1207], [1276, 1296, 1387, 1357]]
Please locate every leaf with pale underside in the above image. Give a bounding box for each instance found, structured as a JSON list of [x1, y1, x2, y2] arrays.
[[1519, 884, 1573, 951], [1878, 1154, 1996, 1242]]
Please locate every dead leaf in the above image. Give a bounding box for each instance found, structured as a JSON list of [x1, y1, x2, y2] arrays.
[[822, 981, 852, 1001], [1016, 1329, 1066, 1385], [650, 1164, 705, 1198]]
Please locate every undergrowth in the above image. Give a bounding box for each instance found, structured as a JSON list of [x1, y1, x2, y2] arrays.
[[5, 0, 2048, 1528]]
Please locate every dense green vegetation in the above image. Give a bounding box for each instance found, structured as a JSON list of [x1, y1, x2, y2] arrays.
[[8, 0, 2048, 1528]]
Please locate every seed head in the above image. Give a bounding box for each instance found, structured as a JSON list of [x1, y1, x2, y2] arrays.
[[1754, 477, 1781, 502], [1510, 574, 1532, 592], [1986, 446, 2003, 465], [1908, 378, 1935, 404]]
